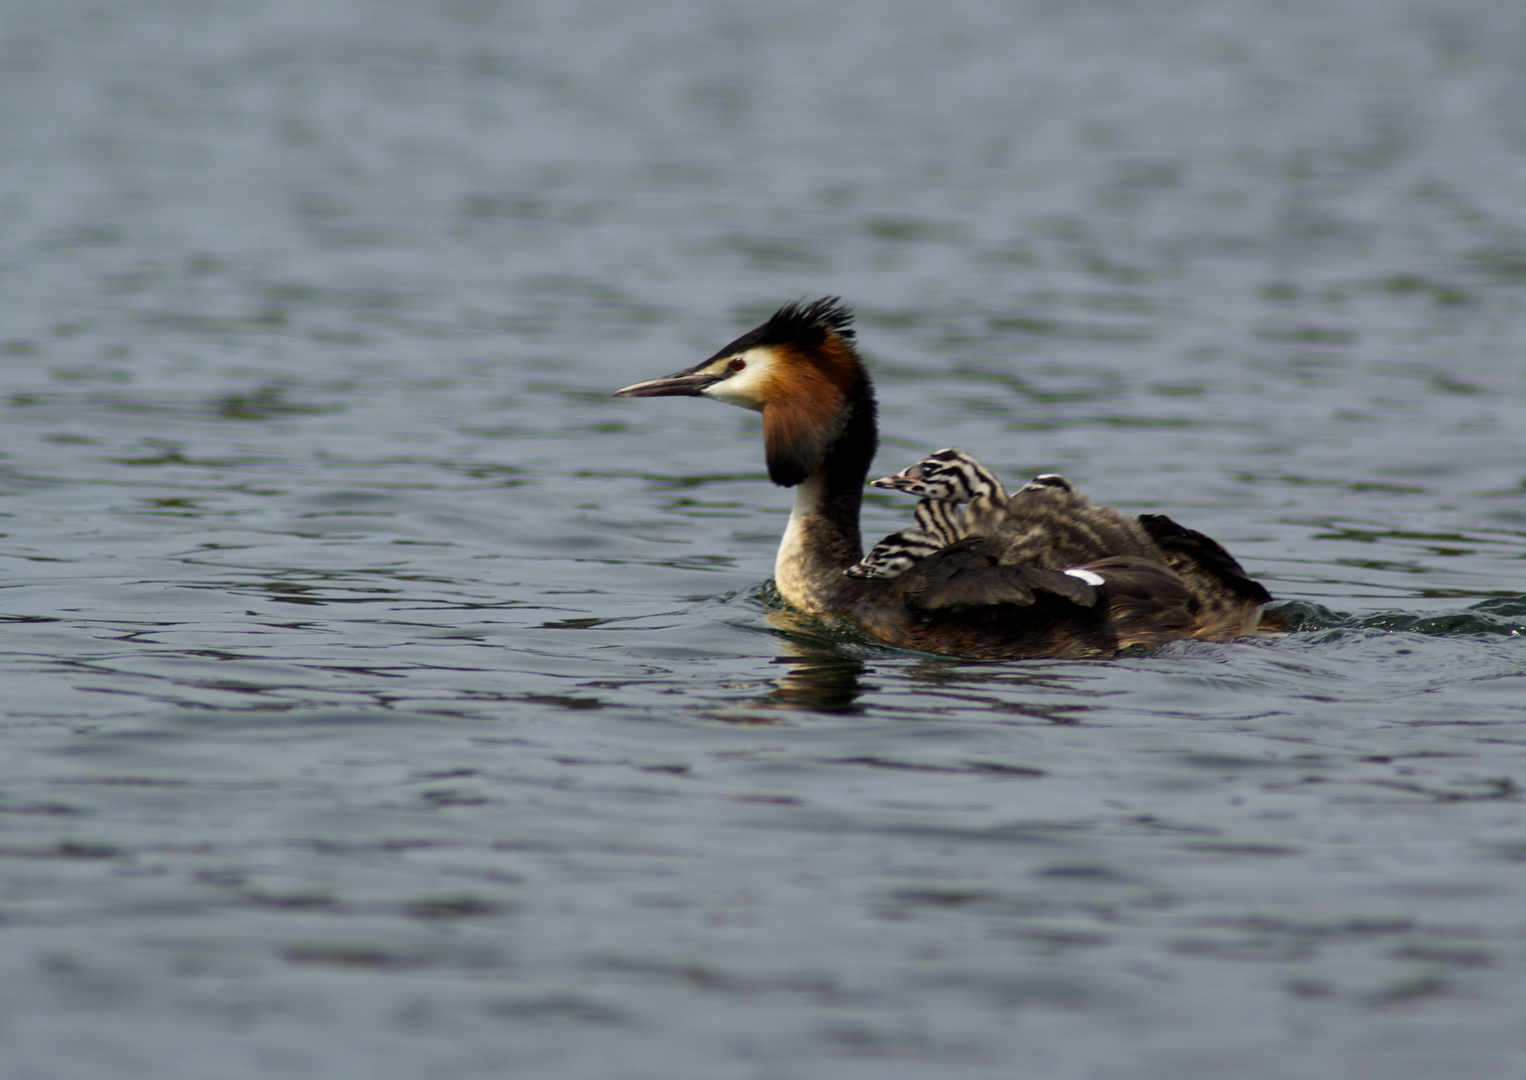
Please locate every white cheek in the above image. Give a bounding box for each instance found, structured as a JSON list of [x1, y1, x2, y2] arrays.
[[700, 349, 774, 411]]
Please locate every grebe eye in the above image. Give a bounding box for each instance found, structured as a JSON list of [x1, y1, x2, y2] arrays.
[[729, 357, 746, 371]]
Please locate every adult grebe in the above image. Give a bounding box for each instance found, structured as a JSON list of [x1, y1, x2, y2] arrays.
[[613, 298, 1272, 659]]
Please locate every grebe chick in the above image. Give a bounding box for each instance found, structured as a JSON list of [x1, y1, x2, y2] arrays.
[[855, 453, 1082, 581], [872, 447, 1009, 501], [846, 498, 961, 579], [878, 452, 1088, 507], [873, 449, 1091, 548], [613, 298, 1273, 660], [878, 448, 1166, 569], [850, 450, 1001, 580], [872, 447, 1009, 531]]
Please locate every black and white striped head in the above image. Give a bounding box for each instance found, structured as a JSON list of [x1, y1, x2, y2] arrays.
[[844, 527, 945, 579], [870, 448, 1003, 503]]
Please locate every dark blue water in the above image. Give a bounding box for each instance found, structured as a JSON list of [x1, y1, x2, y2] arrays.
[[3, 1, 1526, 1077]]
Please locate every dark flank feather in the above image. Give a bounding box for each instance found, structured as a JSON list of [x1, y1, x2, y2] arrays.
[[1077, 555, 1197, 648], [1138, 514, 1272, 605], [899, 538, 1099, 611]]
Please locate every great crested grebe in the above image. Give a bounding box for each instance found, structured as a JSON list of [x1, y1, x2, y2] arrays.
[[613, 298, 1273, 659]]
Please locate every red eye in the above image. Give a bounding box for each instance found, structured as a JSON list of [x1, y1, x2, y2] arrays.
[[729, 357, 747, 371]]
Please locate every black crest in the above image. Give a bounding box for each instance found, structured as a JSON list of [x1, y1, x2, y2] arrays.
[[715, 297, 856, 358], [763, 297, 856, 342]]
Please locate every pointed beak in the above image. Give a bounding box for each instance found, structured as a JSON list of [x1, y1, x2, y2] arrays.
[[612, 366, 724, 398], [870, 466, 921, 490]]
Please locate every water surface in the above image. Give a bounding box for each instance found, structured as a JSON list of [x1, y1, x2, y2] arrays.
[[3, 1, 1526, 1077]]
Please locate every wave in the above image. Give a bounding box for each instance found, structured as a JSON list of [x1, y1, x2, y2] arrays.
[[1267, 596, 1526, 638]]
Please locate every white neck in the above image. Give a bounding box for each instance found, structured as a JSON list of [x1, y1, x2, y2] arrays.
[[774, 472, 830, 612]]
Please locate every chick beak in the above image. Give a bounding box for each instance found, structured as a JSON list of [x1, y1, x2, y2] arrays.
[[870, 465, 922, 490]]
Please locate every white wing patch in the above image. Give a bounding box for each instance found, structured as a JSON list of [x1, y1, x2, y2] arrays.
[[1064, 568, 1106, 587]]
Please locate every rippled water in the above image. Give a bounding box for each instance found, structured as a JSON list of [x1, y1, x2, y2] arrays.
[[3, 1, 1526, 1077]]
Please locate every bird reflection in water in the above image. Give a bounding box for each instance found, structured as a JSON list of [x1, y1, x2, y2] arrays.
[[766, 649, 868, 714], [705, 600, 1092, 725]]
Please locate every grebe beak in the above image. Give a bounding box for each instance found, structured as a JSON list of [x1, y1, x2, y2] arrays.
[[870, 465, 922, 490], [612, 365, 725, 398]]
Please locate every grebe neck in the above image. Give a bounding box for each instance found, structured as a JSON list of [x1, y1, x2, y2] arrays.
[[773, 470, 855, 612], [772, 395, 876, 614]]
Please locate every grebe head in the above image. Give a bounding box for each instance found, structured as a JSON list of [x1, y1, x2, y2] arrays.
[[613, 298, 872, 487], [871, 448, 990, 501]]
